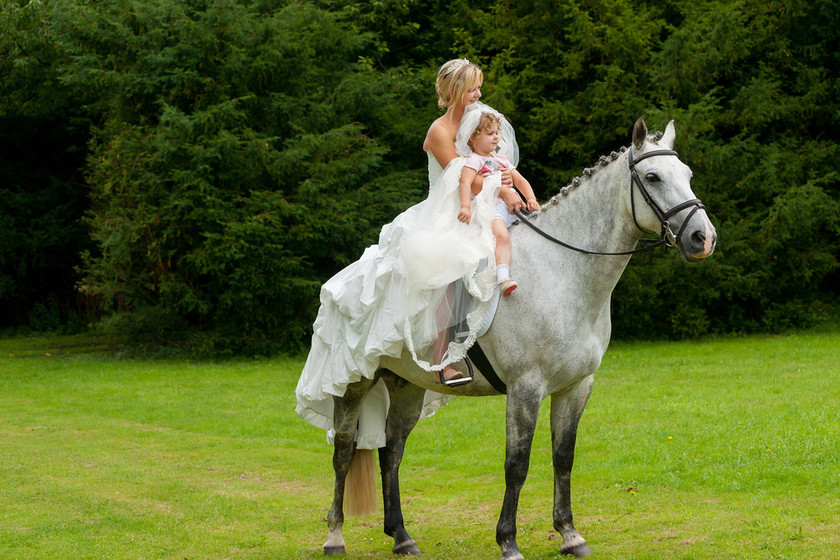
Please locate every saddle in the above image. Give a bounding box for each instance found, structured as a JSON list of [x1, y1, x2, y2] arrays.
[[452, 285, 507, 394]]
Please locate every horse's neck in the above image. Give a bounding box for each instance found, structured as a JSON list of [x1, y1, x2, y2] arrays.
[[519, 151, 640, 298], [539, 152, 639, 250]]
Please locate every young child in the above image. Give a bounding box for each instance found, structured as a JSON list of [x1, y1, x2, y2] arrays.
[[457, 112, 540, 295]]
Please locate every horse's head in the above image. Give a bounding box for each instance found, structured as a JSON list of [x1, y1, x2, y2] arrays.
[[627, 117, 717, 262]]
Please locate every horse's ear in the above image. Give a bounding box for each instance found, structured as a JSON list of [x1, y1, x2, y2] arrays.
[[632, 117, 647, 150], [661, 120, 676, 149]]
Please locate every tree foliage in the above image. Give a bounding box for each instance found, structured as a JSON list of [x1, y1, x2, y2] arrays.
[[0, 0, 837, 351]]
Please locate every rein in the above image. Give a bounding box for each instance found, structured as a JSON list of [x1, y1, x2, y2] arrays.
[[513, 208, 666, 256], [513, 148, 706, 256]]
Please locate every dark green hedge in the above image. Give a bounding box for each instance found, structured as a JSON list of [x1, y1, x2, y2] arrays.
[[1, 0, 837, 352]]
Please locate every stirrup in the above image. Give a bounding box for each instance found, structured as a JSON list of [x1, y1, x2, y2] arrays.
[[439, 363, 473, 387]]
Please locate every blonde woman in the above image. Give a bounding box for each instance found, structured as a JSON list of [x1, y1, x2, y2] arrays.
[[424, 59, 523, 213], [297, 59, 525, 447]]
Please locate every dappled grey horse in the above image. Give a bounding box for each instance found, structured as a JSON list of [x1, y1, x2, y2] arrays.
[[321, 118, 716, 559]]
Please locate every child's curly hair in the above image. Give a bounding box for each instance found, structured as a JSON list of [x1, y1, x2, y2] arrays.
[[467, 112, 501, 150]]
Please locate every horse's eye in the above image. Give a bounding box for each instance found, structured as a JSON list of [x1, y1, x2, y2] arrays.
[[645, 173, 661, 183]]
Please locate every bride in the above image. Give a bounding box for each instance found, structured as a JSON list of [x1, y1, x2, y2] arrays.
[[296, 59, 524, 449]]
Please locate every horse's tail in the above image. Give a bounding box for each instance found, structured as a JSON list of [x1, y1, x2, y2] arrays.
[[344, 448, 377, 516]]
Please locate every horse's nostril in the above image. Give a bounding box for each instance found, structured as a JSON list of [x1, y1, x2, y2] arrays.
[[692, 231, 706, 245]]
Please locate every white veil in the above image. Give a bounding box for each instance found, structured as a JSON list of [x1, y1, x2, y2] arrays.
[[455, 102, 519, 167]]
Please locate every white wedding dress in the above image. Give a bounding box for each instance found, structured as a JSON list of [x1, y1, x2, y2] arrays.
[[296, 103, 515, 449]]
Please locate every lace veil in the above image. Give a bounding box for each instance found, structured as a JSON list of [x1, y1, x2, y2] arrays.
[[455, 102, 519, 167]]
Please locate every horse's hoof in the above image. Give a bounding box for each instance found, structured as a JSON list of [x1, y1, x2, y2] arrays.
[[393, 538, 422, 555], [324, 545, 346, 555], [561, 542, 593, 557]]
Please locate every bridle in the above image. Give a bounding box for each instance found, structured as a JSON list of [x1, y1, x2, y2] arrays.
[[628, 148, 706, 248], [514, 148, 707, 256]]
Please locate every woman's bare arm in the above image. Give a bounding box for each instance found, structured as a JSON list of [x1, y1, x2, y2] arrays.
[[423, 120, 459, 168]]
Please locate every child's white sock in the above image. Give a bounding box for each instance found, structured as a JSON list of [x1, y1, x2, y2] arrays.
[[496, 264, 511, 282]]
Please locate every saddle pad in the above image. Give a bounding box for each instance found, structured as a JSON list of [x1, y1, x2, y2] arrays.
[[478, 285, 501, 338]]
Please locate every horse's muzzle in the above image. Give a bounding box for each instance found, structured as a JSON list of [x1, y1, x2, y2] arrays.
[[679, 220, 717, 262]]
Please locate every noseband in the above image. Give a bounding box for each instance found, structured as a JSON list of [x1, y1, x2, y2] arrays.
[[628, 148, 706, 248], [514, 148, 707, 256]]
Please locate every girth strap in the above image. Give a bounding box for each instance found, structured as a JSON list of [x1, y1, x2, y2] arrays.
[[467, 342, 507, 394]]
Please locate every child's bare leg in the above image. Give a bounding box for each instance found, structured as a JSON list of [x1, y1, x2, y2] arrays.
[[493, 219, 511, 267], [493, 220, 517, 295]]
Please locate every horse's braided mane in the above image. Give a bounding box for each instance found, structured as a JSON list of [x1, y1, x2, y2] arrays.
[[535, 131, 664, 215]]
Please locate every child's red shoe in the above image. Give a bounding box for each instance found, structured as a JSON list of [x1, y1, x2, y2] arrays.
[[499, 278, 518, 295]]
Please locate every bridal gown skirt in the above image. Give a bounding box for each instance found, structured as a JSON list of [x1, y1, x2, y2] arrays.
[[296, 159, 499, 448]]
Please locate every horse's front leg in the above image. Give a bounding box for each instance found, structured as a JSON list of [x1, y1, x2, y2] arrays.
[[497, 384, 543, 560], [379, 372, 426, 555], [324, 378, 374, 555], [550, 375, 594, 558]]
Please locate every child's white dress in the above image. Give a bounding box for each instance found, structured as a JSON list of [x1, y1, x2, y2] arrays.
[[296, 103, 516, 448]]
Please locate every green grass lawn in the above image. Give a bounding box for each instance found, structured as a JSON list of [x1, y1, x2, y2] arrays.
[[0, 332, 838, 559]]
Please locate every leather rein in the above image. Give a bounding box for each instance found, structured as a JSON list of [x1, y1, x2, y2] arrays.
[[513, 148, 707, 256]]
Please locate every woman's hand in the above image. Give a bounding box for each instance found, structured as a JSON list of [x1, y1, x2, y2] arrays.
[[500, 167, 514, 189], [500, 185, 524, 213]]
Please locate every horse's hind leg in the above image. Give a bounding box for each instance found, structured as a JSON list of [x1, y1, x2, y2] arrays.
[[378, 371, 426, 556], [550, 375, 594, 558], [324, 377, 374, 555]]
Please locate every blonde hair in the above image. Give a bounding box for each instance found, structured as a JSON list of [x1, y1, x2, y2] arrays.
[[435, 58, 483, 110], [467, 112, 501, 150]]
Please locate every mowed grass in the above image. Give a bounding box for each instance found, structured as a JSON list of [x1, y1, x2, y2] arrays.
[[0, 332, 837, 559]]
